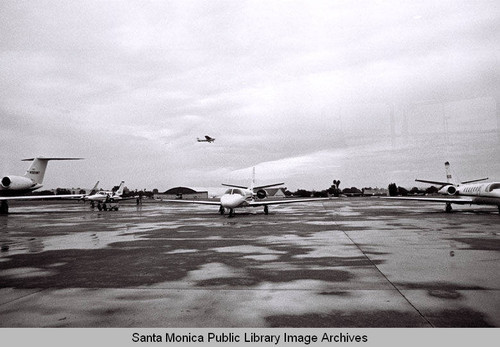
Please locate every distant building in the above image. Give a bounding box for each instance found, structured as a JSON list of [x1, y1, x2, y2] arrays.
[[69, 188, 89, 195], [44, 188, 88, 195], [362, 187, 389, 196], [154, 187, 208, 200], [263, 187, 287, 198]]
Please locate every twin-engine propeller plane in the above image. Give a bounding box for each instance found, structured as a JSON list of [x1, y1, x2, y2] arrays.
[[0, 157, 84, 214], [197, 135, 215, 143], [386, 162, 500, 214], [84, 181, 136, 211], [163, 168, 330, 217]]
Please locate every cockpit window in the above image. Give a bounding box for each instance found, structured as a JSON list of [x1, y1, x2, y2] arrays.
[[486, 183, 500, 192], [224, 188, 244, 195]]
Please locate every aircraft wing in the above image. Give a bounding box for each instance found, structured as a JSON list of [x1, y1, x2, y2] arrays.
[[254, 183, 285, 190], [248, 197, 331, 206], [461, 178, 489, 184], [415, 179, 451, 186], [222, 184, 248, 189], [0, 194, 85, 201], [161, 199, 222, 206], [383, 196, 475, 204], [116, 196, 140, 201]]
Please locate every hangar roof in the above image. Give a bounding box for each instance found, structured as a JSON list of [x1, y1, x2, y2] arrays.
[[163, 187, 198, 194]]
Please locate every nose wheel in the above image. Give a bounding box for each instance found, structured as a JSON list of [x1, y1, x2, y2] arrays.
[[0, 201, 8, 214], [219, 206, 225, 215], [228, 208, 235, 217]]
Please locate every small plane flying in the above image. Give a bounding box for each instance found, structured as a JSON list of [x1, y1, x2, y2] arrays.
[[385, 162, 500, 213], [0, 157, 84, 214], [163, 168, 329, 217], [197, 135, 215, 143]]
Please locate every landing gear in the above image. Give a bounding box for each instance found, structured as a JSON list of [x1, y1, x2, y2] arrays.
[[90, 201, 95, 209], [264, 205, 269, 215], [228, 208, 235, 217], [219, 206, 225, 215], [0, 201, 8, 214], [445, 203, 452, 213], [498, 206, 500, 214]]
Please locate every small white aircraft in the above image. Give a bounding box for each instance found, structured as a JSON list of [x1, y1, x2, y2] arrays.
[[163, 168, 330, 217], [386, 162, 500, 213], [197, 135, 215, 143], [85, 181, 125, 202], [0, 157, 84, 214], [84, 181, 135, 210]]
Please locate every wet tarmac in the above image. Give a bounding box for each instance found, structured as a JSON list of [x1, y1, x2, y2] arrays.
[[0, 199, 498, 327]]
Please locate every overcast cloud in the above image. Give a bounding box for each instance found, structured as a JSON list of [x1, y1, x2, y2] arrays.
[[1, 0, 499, 193]]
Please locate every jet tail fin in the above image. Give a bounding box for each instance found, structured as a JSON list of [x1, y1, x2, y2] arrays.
[[90, 181, 100, 195], [115, 181, 125, 196], [444, 161, 457, 185], [22, 157, 83, 184]]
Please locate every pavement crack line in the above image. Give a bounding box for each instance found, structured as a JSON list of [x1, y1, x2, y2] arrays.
[[0, 289, 46, 307], [322, 202, 435, 327]]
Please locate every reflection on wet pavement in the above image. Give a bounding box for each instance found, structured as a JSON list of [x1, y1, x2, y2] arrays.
[[0, 199, 498, 327]]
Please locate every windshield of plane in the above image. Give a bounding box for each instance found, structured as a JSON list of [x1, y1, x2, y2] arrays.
[[486, 183, 500, 192], [224, 188, 245, 195]]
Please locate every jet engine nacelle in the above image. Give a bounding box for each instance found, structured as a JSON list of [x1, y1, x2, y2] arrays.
[[255, 189, 267, 199], [1, 176, 35, 190], [438, 185, 457, 195]]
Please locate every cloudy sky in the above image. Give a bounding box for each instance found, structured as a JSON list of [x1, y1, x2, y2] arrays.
[[1, 0, 499, 194]]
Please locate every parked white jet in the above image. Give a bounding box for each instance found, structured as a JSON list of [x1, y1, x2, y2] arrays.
[[197, 135, 215, 143], [0, 157, 84, 214], [386, 162, 500, 213], [163, 168, 330, 217]]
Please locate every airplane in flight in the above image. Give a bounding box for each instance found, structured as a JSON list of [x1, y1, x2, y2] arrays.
[[0, 157, 84, 214], [197, 135, 215, 143], [163, 168, 330, 217], [386, 162, 500, 213]]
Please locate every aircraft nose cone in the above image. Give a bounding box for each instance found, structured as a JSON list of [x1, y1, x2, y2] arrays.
[[220, 195, 242, 208]]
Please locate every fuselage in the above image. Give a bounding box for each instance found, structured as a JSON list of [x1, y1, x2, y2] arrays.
[[219, 188, 254, 209], [443, 182, 500, 205], [86, 191, 117, 202]]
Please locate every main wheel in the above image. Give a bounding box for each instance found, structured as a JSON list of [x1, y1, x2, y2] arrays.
[[264, 205, 269, 215], [445, 203, 452, 213]]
